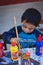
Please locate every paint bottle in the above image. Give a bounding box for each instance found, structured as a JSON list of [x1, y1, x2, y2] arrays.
[[21, 52, 31, 65], [0, 42, 4, 57], [10, 39, 18, 61], [36, 35, 42, 56]]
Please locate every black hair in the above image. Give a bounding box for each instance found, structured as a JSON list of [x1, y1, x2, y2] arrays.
[[21, 8, 41, 27]]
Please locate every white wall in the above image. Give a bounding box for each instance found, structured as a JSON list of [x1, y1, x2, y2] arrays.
[[0, 2, 43, 34]]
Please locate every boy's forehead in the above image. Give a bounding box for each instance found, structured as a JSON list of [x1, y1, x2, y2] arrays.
[[22, 20, 35, 28]]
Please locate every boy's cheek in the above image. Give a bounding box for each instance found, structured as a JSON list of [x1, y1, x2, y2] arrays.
[[22, 27, 33, 33]]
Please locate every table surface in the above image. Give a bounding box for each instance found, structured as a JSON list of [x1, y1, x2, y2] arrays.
[[20, 48, 43, 65], [0, 48, 43, 65]]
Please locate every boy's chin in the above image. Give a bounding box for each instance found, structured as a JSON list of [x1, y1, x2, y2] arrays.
[[24, 31, 33, 34], [25, 30, 34, 33]]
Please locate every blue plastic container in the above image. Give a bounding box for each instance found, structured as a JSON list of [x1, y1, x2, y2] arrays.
[[36, 35, 43, 56]]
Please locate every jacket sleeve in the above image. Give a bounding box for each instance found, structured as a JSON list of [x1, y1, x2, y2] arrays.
[[2, 27, 16, 43], [35, 29, 43, 38], [2, 26, 22, 44]]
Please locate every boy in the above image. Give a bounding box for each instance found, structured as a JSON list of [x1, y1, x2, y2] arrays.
[[2, 8, 43, 48]]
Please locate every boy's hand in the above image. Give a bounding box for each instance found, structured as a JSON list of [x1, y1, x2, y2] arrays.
[[10, 38, 21, 48], [10, 38, 19, 44]]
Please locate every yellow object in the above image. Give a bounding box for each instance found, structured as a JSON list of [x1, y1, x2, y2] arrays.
[[21, 52, 30, 60], [10, 42, 18, 61], [10, 38, 16, 42]]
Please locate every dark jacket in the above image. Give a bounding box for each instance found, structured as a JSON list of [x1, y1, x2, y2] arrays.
[[2, 25, 43, 48]]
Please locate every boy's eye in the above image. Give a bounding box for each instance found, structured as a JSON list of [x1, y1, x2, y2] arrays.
[[28, 28, 34, 30], [22, 25, 35, 30], [23, 25, 27, 28]]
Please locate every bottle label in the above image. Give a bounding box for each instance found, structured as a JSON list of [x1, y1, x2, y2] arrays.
[[40, 46, 43, 54], [11, 51, 18, 61]]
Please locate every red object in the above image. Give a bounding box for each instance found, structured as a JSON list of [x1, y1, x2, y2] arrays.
[[11, 41, 16, 46], [0, 42, 3, 49], [0, 42, 4, 57], [26, 52, 30, 56], [38, 35, 42, 41]]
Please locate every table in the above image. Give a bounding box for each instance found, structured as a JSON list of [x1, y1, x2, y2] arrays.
[[0, 48, 43, 65], [19, 48, 43, 65], [29, 48, 43, 65]]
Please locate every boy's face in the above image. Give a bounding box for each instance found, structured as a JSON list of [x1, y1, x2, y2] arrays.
[[22, 20, 35, 33]]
